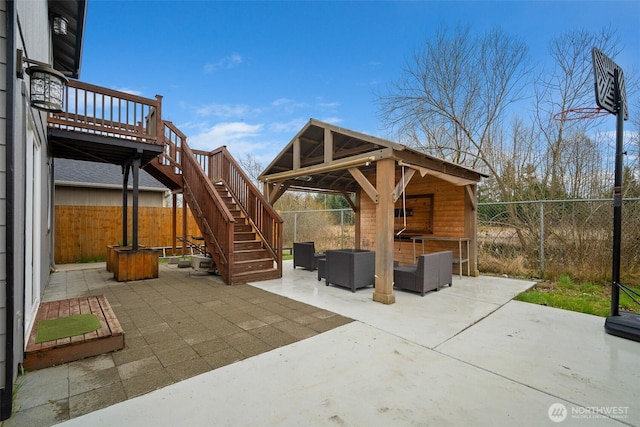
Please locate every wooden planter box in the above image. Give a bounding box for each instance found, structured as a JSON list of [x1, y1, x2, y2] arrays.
[[113, 248, 160, 282], [107, 244, 144, 272], [107, 245, 125, 272]]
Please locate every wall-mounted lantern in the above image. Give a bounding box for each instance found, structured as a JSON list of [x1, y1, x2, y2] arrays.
[[16, 49, 68, 112], [52, 16, 69, 36]]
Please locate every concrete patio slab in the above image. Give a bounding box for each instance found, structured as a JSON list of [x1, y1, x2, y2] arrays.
[[437, 300, 640, 425], [56, 321, 622, 427], [251, 263, 535, 348]]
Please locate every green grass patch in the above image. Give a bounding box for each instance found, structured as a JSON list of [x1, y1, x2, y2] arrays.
[[283, 254, 293, 261], [515, 275, 640, 317], [36, 314, 101, 343]]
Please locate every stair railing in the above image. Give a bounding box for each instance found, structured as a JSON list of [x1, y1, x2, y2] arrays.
[[160, 121, 184, 173], [196, 146, 283, 275], [180, 142, 236, 284]]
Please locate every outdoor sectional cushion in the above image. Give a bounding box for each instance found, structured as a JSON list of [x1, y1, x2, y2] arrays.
[[394, 251, 453, 296], [325, 249, 375, 292]]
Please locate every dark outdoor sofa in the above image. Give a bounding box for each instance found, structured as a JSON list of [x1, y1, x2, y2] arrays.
[[325, 249, 375, 292], [393, 251, 453, 296]]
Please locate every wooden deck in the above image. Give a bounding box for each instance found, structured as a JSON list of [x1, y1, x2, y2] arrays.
[[23, 295, 125, 371]]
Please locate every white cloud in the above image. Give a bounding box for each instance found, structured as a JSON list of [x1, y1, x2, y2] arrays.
[[319, 116, 343, 125], [204, 53, 243, 73], [185, 121, 292, 168], [269, 118, 308, 134], [317, 101, 340, 109], [188, 121, 263, 153], [271, 98, 307, 114], [112, 87, 143, 96], [272, 98, 294, 107], [176, 119, 211, 132], [195, 103, 252, 118]]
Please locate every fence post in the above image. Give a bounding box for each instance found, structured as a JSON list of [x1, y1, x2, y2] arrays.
[[340, 210, 345, 248], [539, 202, 545, 278], [293, 212, 298, 243]]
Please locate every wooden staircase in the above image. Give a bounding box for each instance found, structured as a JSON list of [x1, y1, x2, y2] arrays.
[[214, 183, 281, 283], [48, 79, 282, 285], [145, 122, 283, 285]]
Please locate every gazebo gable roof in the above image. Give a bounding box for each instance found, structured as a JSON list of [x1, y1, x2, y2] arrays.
[[259, 119, 486, 194]]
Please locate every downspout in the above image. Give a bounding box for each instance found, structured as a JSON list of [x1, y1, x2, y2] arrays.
[[1, 0, 17, 420]]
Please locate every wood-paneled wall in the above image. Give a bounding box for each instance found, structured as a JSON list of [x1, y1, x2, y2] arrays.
[[54, 206, 201, 264], [359, 172, 468, 267]]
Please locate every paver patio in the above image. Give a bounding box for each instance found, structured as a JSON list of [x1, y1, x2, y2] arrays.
[[5, 262, 352, 427]]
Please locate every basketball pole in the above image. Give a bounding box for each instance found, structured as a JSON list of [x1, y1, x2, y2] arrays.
[[600, 47, 640, 342], [610, 67, 623, 317]]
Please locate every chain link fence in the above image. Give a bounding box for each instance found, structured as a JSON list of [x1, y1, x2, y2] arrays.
[[280, 209, 356, 252], [281, 199, 640, 285], [478, 199, 640, 284]]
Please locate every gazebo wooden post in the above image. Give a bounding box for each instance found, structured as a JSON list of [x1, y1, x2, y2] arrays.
[[372, 158, 396, 305], [465, 184, 479, 276], [354, 191, 361, 249]]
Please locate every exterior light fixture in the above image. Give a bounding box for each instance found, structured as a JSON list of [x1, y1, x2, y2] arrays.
[[52, 16, 68, 35], [16, 49, 68, 112]]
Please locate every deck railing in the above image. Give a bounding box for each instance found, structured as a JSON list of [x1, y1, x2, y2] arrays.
[[49, 80, 163, 144]]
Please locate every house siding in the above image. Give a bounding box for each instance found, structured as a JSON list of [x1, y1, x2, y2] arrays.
[[0, 0, 54, 394], [16, 0, 55, 362], [55, 186, 167, 207], [1, 0, 85, 419], [0, 0, 8, 389]]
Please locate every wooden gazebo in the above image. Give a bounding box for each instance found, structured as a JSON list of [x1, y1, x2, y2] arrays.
[[259, 119, 487, 304]]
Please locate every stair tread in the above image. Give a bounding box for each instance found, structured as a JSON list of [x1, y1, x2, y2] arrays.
[[232, 268, 280, 283], [234, 257, 273, 263], [233, 268, 279, 275]]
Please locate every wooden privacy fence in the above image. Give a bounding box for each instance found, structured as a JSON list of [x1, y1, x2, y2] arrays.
[[55, 206, 201, 264]]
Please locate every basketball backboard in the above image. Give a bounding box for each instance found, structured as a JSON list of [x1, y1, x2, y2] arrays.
[[592, 47, 628, 120]]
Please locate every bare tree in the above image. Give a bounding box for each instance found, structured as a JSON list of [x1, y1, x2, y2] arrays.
[[377, 25, 531, 179], [534, 27, 622, 199], [497, 117, 546, 200], [563, 132, 604, 198], [628, 97, 640, 194], [377, 26, 539, 266], [237, 153, 264, 189]]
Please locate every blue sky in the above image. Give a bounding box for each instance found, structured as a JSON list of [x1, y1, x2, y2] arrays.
[[80, 1, 640, 167]]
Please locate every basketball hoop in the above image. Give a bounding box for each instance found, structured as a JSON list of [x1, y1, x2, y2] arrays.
[[553, 107, 610, 122]]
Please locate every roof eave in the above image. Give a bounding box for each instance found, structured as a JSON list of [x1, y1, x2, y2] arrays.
[[49, 0, 87, 79]]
